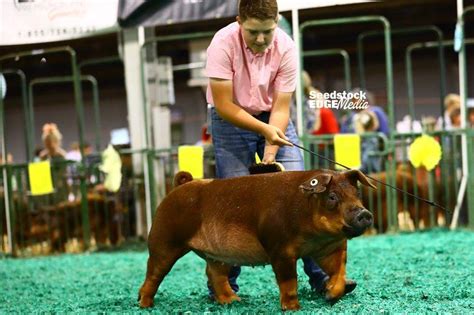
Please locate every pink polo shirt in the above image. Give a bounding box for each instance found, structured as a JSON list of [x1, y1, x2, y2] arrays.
[[205, 22, 297, 115]]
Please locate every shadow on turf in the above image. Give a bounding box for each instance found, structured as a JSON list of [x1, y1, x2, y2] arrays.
[[128, 286, 352, 312]]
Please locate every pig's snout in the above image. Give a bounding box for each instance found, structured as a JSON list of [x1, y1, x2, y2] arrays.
[[344, 208, 373, 238], [355, 209, 373, 229]]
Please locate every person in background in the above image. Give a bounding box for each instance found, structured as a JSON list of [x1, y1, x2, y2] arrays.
[[0, 153, 13, 165], [340, 89, 389, 136], [440, 94, 460, 130], [38, 123, 68, 198], [302, 71, 339, 135], [468, 98, 474, 128], [67, 141, 94, 161], [447, 106, 461, 129], [422, 116, 438, 132], [66, 141, 82, 162], [39, 123, 66, 162], [195, 124, 212, 146], [437, 94, 474, 130], [302, 71, 339, 168], [195, 124, 215, 178], [340, 89, 389, 173]]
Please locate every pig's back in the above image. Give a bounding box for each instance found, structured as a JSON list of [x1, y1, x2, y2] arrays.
[[170, 171, 312, 265]]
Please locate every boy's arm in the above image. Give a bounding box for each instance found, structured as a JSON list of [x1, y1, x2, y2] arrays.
[[263, 91, 293, 163], [262, 40, 298, 163], [210, 78, 292, 146]]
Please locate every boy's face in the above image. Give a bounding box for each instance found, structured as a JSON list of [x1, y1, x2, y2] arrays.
[[237, 17, 277, 54]]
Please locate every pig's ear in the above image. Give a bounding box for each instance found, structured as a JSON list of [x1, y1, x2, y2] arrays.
[[300, 174, 332, 194], [345, 169, 376, 189]]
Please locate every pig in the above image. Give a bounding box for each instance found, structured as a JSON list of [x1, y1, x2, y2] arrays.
[[138, 169, 375, 310]]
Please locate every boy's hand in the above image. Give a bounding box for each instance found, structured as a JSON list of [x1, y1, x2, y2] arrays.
[[261, 124, 293, 147], [262, 152, 276, 164]]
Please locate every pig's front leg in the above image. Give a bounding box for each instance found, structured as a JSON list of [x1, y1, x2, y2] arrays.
[[315, 242, 347, 303], [271, 256, 300, 311]]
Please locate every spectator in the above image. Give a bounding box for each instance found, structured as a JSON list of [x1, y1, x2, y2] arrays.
[[0, 152, 13, 165], [340, 89, 389, 136], [66, 142, 82, 162], [33, 146, 44, 162], [441, 94, 460, 130], [447, 106, 461, 129], [39, 123, 66, 162], [39, 123, 68, 198], [195, 124, 212, 146], [302, 71, 339, 135], [195, 124, 215, 178], [422, 116, 438, 132], [340, 89, 389, 173], [301, 71, 339, 168], [468, 98, 474, 128], [438, 95, 474, 129]]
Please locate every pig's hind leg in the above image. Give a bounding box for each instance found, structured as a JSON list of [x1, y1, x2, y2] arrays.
[[206, 260, 241, 304], [138, 245, 189, 308]]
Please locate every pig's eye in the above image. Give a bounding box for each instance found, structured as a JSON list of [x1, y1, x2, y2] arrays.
[[310, 179, 318, 186], [327, 192, 338, 209]]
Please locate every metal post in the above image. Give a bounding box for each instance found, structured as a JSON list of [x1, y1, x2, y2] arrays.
[[300, 16, 396, 230], [79, 56, 125, 152], [300, 16, 394, 138], [0, 75, 13, 254], [2, 69, 32, 162], [303, 49, 352, 92], [406, 40, 468, 129], [68, 48, 90, 248], [357, 35, 366, 91], [292, 8, 304, 138], [29, 75, 102, 152], [456, 4, 474, 229], [145, 32, 215, 44], [407, 38, 474, 224], [139, 31, 215, 233], [79, 56, 122, 70], [0, 46, 91, 249], [358, 26, 446, 115]]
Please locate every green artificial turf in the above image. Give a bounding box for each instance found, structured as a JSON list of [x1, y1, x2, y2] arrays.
[[1, 229, 473, 313]]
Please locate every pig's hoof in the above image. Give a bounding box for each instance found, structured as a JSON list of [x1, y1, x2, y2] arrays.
[[324, 293, 341, 306], [344, 279, 357, 295], [138, 295, 154, 308], [215, 293, 241, 305], [281, 299, 300, 311]]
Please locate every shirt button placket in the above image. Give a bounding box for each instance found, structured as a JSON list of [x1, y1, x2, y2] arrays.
[[251, 58, 257, 88], [249, 58, 255, 108]]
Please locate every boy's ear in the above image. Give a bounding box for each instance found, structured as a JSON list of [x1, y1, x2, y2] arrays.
[[236, 16, 241, 25]]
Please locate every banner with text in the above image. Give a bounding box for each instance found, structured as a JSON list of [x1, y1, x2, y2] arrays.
[[0, 0, 119, 46]]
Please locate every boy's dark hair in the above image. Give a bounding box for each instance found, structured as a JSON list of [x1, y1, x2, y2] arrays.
[[238, 0, 278, 22]]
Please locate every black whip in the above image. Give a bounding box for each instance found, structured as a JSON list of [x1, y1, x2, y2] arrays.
[[291, 141, 447, 213]]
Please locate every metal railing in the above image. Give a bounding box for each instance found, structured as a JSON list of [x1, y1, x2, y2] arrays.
[[29, 75, 103, 152], [0, 46, 90, 253]]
